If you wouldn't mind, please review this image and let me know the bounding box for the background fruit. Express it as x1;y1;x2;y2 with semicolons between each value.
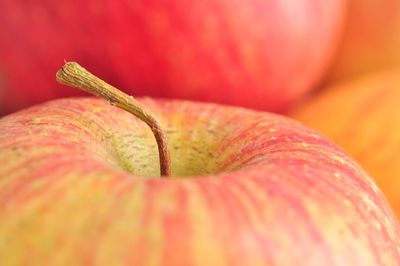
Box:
327;0;400;82
0;0;346;114
0;97;399;265
291;69;400;218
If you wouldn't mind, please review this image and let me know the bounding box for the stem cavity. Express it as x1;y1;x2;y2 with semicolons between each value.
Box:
56;62;171;177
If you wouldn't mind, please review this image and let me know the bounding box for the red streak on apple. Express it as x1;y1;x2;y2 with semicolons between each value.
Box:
0;0;346;114
0;98;399;265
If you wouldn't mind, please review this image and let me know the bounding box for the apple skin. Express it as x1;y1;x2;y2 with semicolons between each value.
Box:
292;69;400;219
0;97;399;265
327;0;400;82
0;0;346;114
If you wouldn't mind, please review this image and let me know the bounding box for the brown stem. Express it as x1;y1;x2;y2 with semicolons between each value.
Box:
56;62;171;177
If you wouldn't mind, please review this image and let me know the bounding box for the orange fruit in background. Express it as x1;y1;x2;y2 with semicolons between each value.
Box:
327;0;400;83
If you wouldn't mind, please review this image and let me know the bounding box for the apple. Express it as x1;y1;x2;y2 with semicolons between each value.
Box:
0;0;346;114
0;62;399;265
327;0;400;82
292;69;400;219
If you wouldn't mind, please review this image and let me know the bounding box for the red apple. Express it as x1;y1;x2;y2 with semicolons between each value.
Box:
327;0;400;82
0;63;399;265
0;0;346;114
291;69;400;218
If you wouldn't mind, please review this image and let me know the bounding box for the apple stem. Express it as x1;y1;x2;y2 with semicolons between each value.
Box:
56;62;171;177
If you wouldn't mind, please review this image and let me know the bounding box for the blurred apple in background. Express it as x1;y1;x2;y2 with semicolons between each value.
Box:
327;0;400;82
0;0;346;114
291;69;400;218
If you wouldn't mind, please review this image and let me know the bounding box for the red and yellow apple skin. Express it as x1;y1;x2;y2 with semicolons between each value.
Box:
327;0;400;82
0;0;345;114
291;69;400;218
0;97;399;265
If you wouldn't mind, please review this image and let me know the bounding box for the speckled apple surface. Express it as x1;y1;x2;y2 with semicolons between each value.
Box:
292;69;400;220
0;97;399;265
0;0;346;114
